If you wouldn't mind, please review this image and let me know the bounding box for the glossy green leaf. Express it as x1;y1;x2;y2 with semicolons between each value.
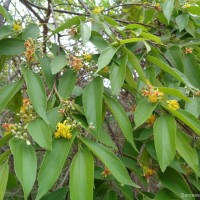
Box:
97;46;119;72
158;168;193;199
21;67;49;124
183;54;200;88
0;55;8;72
81;137;139;188
185;97;200;118
104;190;117;200
158;87;190;102
175;14;189;32
0;79;23;114
9;138;37;200
0;5;13;25
0;134;13;148
134;98;158;128
41;188;68;200
58;69;77;98
110;55;127;94
83;77;103;135
0;150;11;164
176;130;200;175
22;23;40;40
0;25;12;40
104;94;137;150
155;189;180;200
124;48;146;82
186;6;200;16
163;0;174;23
166;108;200;136
119;38;145;44
80;21;91;46
154;115;176;172
141;32;161;43
51;55;67;74
125;66;137;90
27;118;52;150
0;38;25;55
70;149;94;200
0;161;9;200
36;132;77;200
185;19;195;37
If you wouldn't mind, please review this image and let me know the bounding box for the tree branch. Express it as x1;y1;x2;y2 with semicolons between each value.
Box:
77;0;91;14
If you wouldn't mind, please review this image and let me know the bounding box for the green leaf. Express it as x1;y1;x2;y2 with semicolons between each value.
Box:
183;54;200;88
158;87;190;102
80;21;91;46
166;108;200;136
186;6;200;16
81;137;139;188
21;67;49;124
158;168;193;199
0;55;8;72
185;97;200;118
141;32;161;43
52;16;83;35
155;189;180;200
163;0;174;23
0;150;11;164
0;79;23;114
83;77;103;135
110;55;127;94
41;188;68;200
58;69;77;98
22;23;40;40
27;118;52;150
147;55;196;90
104;94;137;150
51;55;67;74
119;38;145;44
175;14;189;32
97;46;120;72
70;149;94;200
185;19;195;37
9;138;37;200
124;48;146;82
176;130;200;176
36;132;77;200
0;25;12;40
0;161;9;200
153;115;176;172
0;5;13;25
0;38;25;55
0;134;13;148
134;98;158;128
104;190;117;200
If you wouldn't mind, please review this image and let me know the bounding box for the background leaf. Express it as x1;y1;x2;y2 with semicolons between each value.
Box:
163;0;174;23
51;55;67;74
22;23;40;39
0;161;9;200
80;21;91;46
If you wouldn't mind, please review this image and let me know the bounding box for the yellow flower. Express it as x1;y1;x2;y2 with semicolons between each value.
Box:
101;167;111;178
182;4;191;9
146;114;156;126
143;166;155;178
184;47;193;54
54;121;72;139
13;23;22;32
84;54;92;62
101;66;109;73
154;3;161;11
166;100;180;110
93;7;104;14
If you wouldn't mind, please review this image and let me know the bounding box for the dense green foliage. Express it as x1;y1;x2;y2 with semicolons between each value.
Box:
1;0;200;199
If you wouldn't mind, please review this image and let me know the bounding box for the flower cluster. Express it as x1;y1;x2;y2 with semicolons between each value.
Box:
84;54;92;62
24;39;35;62
2;123;16;136
166;100;180;110
182;4;191;9
101;167;111;178
93;7;104;14
146;114;156;126
154;3;161;11
13;22;22;32
54;120;72;139
184;47;193;54
70;56;83;70
142;85;164;103
18;98;35;123
143;166;155;179
68;27;77;36
59;99;75;115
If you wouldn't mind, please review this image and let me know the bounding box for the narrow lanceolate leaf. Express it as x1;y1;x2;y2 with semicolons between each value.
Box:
83;77;103;135
9;138;37;200
97;45;120;72
70;149;94;200
124;48;146;82
158;168;193;199
153;115;176;172
176;130;200;176
80;21;91;46
51;55;67;74
110;55;127;94
0;38;25;55
0;79;23;114
134;98;158;128
166;108;200;136
27;118;52;150
163;0;174;23
0;161;9;200
104;94;137;151
158;87;190;102
36;132;77;200
21;66;49;124
81;137;139;188
58;69;77;98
